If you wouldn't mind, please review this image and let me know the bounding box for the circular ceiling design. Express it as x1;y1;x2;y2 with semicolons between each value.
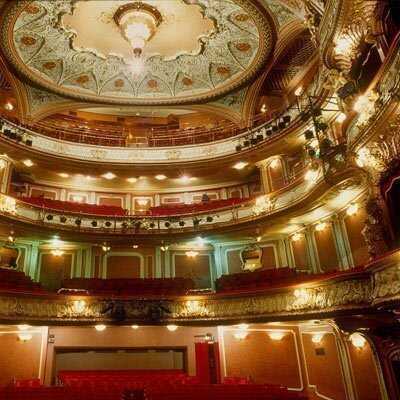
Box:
1;0;276;105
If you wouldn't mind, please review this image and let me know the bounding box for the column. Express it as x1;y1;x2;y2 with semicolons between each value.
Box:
305;226;320;273
0;155;13;194
256;160;270;194
331;214;353;270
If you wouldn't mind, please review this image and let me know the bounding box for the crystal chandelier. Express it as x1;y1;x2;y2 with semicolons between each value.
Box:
114;2;162;57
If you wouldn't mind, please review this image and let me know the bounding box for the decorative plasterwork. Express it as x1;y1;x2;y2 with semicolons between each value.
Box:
1;0;277;106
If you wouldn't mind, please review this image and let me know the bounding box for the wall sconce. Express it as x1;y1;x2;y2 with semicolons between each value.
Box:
166;325;178;332
131;325;139;330
73;300;86;314
311;333;324;344
185;250;199;258
95;324;107;332
18;332;33;342
346;203;358;216
350;333;366;348
4;102;14;111
102;244;111;252
268;331;285;341
315;221;327;232
17;324;31;331
291;232;302;242
51;249;64;257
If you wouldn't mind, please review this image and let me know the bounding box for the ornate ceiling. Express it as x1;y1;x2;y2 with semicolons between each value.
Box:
1;0;276;106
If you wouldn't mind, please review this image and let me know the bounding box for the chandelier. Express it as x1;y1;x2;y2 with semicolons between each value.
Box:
114;2;162;57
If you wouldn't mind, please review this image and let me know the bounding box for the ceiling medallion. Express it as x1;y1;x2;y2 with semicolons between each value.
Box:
1;0;277;105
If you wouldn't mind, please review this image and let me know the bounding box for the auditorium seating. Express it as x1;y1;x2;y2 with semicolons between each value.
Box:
149;198;246;216
21;197;127;216
59;277;195;296
0;268;45;295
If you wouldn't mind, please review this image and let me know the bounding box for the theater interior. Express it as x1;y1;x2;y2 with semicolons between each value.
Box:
0;0;399;399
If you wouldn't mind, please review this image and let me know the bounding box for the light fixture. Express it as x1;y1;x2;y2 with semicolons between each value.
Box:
237;323;249;330
138;176;147;180
155;174;167;181
18;333;33;342
311;333;324;344
114;2;162;57
350;333;366;348
131;325;139;330
137;199;148;206
51;249;64;257
132;244;139;249
0;159;6;170
260;104;267;113
233;161;248;170
256;236;262;242
294;86;303;96
315;221;327;232
336;112;347;123
23;159;34;167
180;175;191;183
305;168;319;182
102;245;111;252
17;324;31;331
346;203;359;216
7;234;15;244
102;172;116;180
4;102;14;111
268;331;285;341
58;173;69;178
185;250;199;258
85;175;95;181
95;324;107;332
160;244;169;252
353;95;370;113
166;325;178;332
291;232;302;242
73;300;86;314
127;177;137;183
269;158;280;169
233;330;248;340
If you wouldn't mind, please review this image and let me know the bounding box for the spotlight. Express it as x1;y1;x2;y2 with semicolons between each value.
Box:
278;121;286;130
304;129;314;140
121;222;128;229
46;214;53;221
179;221;185;227
75;218;82;226
149;222;156;228
243;140;250;147
256;134;263;142
265;128;273;136
283;115;291;124
235;145;242;152
206;216;213;223
60;216;67;223
250;138;257;145
104;221;112;228
91;221;98;227
165;221;171;228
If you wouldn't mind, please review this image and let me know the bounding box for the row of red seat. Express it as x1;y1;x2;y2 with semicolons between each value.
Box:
0;268;45;295
59;278;195;296
0;385;307;400
21;197;127;216
149;198;246;216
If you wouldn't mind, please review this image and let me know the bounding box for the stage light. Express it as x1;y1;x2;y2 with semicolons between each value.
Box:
60;216;67;223
206;216;213;223
165;221;171;228
46;214;54;221
91;221;98;227
179;220;185;227
104;221;112;228
75;218;82;226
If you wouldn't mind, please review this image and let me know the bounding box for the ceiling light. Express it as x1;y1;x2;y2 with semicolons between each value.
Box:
23;159;34;167
131;325;139;330
233;161;248;170
51;249;64;257
311;333;324;344
58;173;69;178
346;203;359;216
315;221;327;232
294;86;303;96
268;331;285;341
350;333;366;348
102;172;116;180
155;174;167;181
166;325;178;332
17;324;31;331
95;324;107;332
4;102;14;111
185;250;199;258
336;112;347;123
127;177;137;183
